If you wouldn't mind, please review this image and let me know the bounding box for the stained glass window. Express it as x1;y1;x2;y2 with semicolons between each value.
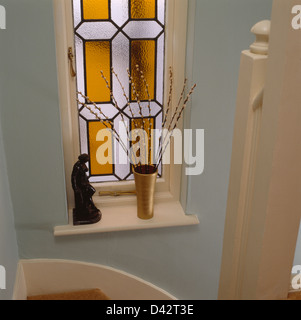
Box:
73;0;165;183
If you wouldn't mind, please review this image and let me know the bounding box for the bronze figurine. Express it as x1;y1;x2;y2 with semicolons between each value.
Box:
71;154;102;225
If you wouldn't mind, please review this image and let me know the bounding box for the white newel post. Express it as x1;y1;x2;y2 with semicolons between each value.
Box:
218;20;270;300
245;0;301;300
219;0;301;300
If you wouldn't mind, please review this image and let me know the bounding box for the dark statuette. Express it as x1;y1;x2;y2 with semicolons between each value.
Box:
71;154;102;225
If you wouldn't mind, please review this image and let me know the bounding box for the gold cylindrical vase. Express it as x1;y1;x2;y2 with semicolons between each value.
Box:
134;166;158;220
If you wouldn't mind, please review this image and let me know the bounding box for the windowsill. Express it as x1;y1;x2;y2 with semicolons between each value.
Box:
54;195;199;237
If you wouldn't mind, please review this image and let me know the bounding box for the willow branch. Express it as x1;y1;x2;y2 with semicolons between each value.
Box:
155;84;197;168
127;67;148;166
100;71;139;167
76;92;138;167
135;64;153;170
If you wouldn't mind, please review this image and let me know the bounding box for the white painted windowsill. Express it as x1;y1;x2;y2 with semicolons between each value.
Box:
54;194;199;237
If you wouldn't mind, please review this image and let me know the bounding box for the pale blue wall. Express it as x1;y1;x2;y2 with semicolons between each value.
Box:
0;120;19;300
294;229;301;266
0;0;273;299
0;42;19;299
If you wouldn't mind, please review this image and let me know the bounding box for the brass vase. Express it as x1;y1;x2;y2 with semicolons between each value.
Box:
134;165;158;220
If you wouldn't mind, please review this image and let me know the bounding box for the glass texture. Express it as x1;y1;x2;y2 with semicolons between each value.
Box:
73;0;82;28
131;0;156;19
77;22;117;40
83;0;109;20
156;34;164;104
89;175;119;183
112;33;130;108
79;117;88;154
131;40;156;101
113;115;131;180
123;21;163;39
85;41;111;103
111;0;129;27
80;103;119;120
123;101;161;119
88;121;113;176
157;0;165;24
155;114;162;175
75;36;85;103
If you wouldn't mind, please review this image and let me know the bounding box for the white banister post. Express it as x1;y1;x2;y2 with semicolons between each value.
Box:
218;21;270;300
243;0;301;300
220;0;301;300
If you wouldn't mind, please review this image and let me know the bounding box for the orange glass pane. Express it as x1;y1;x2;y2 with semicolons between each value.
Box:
88;121;113;176
85;41;111;103
131;0;156;19
83;0;109;20
131;40;155;101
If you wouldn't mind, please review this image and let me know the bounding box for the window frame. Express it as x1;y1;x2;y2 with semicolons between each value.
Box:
53;0;189;215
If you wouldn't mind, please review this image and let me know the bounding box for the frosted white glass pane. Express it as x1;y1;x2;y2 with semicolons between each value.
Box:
113;115;131;180
157;0;165;24
80;103;119;120
155;113;163;175
89;176;119;183
112;33;130;109
77;22;117;40
123;102;161;119
127;174;134;181
156;34;164;104
123;21;163;39
73;0;82;28
79;117;88;155
114;161;131;180
155;114;163;138
75;36;85;102
111;0;129;27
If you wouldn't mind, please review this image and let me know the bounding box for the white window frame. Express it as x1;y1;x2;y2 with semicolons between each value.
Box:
53;0;189;215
